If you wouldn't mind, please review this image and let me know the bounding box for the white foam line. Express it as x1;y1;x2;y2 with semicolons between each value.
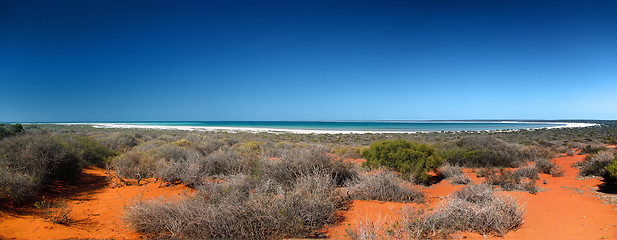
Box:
53;121;600;134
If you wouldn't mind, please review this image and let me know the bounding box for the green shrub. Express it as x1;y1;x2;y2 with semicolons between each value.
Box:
362;139;442;183
0;123;24;139
63;136;118;166
602;155;617;190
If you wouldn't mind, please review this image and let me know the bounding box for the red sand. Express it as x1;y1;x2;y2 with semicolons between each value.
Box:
326;152;617;240
0;167;191;239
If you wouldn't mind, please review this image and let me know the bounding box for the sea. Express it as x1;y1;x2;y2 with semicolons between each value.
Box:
80;121;575;133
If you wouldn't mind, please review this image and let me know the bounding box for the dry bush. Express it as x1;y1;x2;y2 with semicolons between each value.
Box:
348;170;423;203
478;169;538;194
521;145;556;161
0;134;81;201
534;158;565;177
98;132;139;152
35;198;72;225
150;144;201;183
345;213;385;240
438;164;471;185
578;151;615;177
262;146;358;188
124;173;342;239
332;145;366;159
566;148;576;156
391;184;524;239
200;150;249;176
513;165;539;180
580;144;607;154
0;170;37;201
443;136;527;168
451;184;494;203
194;139;226;156
110;152;155;185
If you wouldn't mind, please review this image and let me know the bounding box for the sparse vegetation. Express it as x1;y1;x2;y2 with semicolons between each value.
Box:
35;197;72;225
513;165;539;180
0;134;81;201
2;121;617;239
477;168;538;194
389;184;524;239
441;136;527;168
580;144;607;155
125;173;343;239
534;158;565;177
577;151;615;177
348;169;423;202
438;164;471;184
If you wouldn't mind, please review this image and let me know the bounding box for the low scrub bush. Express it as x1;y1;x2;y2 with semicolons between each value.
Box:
62;136;118;166
534;158;565;177
0;134;81;201
348;170;423;202
362;139;442;184
580;144;606;155
603;155;617;191
392;184;524;239
442;136;526;168
35;197;72;225
124;173;343;239
263;146;358;188
0;123;24;139
577;151;614;177
200;150;249;176
98;132;139;152
345;213;385;240
521;145;556;161
478;169;538;194
332;145;366;159
438;164;471;185
194;139;226;156
513;165;539;180
110;152;155;185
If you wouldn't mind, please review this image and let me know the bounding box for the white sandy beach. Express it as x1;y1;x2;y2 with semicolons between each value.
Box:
55;122;600;134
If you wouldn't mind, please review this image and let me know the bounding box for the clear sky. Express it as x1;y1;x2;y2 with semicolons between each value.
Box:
1;0;616;122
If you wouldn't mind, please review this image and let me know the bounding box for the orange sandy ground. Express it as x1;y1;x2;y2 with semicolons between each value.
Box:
326;153;617;240
0;168;192;239
2;153;617;239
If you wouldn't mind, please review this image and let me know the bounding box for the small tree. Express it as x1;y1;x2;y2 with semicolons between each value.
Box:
603;155;617;191
362;139;443;183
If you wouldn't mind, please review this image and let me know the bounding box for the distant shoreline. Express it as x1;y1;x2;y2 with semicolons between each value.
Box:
48;121;599;134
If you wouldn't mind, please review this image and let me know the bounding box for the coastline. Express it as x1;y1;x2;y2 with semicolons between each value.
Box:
53;121;600;134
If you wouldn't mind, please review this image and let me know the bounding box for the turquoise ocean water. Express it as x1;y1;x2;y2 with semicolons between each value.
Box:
104;121;567;132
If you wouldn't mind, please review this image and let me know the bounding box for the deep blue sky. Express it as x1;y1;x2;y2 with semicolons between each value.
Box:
1;0;616;122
